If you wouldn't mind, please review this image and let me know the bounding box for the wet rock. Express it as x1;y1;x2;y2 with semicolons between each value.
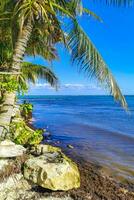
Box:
54;141;60;144
0;140;26;158
24;145;80;191
43;131;51;139
67;145;74;149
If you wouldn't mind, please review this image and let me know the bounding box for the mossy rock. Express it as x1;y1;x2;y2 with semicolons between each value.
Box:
24;145;80;191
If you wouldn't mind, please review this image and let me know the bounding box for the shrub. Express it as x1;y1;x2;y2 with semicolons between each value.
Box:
10;121;43;146
20;101;33;120
15;129;43;146
0;75;28;96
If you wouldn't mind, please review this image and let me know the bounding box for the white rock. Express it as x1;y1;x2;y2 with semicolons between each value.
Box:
0;173;32;200
0;174;24;192
0;173;73;200
0;140;26;158
0;159;9;171
12;105;21;117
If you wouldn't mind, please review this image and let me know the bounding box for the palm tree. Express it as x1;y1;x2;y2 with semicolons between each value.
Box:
8;0;132;107
0;0;133;136
0;3;59;136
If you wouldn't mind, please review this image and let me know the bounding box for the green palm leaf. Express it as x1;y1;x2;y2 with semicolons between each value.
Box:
21;62;58;88
67;20;127;109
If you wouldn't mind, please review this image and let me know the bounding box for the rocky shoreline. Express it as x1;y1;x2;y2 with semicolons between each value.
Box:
37;142;134;200
0;140;134;200
0;141;80;200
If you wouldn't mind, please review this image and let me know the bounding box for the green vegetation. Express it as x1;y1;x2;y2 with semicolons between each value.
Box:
20;101;33;120
0;75;28;98
10;120;43;146
15;129;43;146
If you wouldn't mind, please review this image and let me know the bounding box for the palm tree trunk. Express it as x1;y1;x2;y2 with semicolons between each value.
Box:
0;19;33;138
0;93;16;138
12;18;33;72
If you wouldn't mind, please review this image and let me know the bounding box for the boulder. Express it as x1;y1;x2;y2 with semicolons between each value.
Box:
24;145;80;191
0;140;26;158
67;145;74;149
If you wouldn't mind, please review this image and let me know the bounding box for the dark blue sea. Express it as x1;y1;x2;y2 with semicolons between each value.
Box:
20;95;134;183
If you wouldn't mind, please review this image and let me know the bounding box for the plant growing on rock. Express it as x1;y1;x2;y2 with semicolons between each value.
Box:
20;102;33;120
10;121;43;146
15;129;43;146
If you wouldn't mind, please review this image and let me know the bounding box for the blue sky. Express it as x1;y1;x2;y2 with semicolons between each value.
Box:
26;1;134;95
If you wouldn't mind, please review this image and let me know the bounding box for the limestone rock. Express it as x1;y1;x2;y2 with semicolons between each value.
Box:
0;173;74;200
67;145;74;149
24;145;80;191
0;173;32;200
12;105;21;118
0;140;26;158
0;159;9;171
0;175;73;200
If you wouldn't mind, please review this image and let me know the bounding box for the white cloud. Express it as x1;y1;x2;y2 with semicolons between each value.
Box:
30;83;101;91
60;83;101;91
28;82;105;95
63;84;85;89
32;83;54;90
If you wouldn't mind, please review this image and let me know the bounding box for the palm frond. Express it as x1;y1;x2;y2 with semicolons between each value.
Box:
26;18;63;60
21;62;58;88
83;8;102;22
67;21;127;109
66;1;102;21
